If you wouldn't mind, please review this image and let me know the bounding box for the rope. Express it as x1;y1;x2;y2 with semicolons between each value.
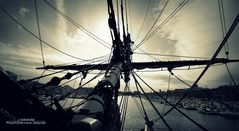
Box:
218;0;229;58
118;85;127;111
131;71;173;131
59;70;105;111
33;69;46;91
19;70;67;84
135;47;159;60
162;72;171;114
116;0;120;32
138;0;189;49
134;77;150;122
59;73;82;86
170;71;191;87
225;64;237;87
134;0;169;49
134;0;188;51
131;95;145;118
40;60;109;108
111;88;126;131
120;84;129;131
128;0;133;38
59;70;105;100
121;0;126;37
135;0;152;42
134;52;211;59
34;0;45;66
53;54;110;67
124;0;129;33
41;59;109;89
67;74;79;108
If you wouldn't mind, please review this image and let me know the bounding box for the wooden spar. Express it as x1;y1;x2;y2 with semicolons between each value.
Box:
36;58;239;71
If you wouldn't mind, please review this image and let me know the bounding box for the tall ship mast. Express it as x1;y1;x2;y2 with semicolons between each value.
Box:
0;0;239;131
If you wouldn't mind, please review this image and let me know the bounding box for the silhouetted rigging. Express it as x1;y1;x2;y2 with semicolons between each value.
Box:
0;0;239;131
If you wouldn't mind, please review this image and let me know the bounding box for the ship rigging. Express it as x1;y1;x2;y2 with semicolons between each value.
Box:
0;0;239;131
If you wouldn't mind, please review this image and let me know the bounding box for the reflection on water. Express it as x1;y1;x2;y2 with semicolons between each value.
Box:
124;97;239;131
59;97;239;131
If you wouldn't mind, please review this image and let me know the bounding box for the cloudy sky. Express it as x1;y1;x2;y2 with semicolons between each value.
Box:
0;0;238;91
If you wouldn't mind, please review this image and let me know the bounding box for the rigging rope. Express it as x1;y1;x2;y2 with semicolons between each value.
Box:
225;64;237;86
134;0;188;51
162;72;171;114
138;0;189;49
131;71;173;131
118;84;127;110
130;94;145;119
20;55;109;85
59;70;105;100
134;52;211;59
33;69;46;92
117;85;128;131
134;78;150;123
121;0;126;37
34;0;45;66
62;74;79;108
116;0;120;32
67;74;80;108
217;0;237;87
111;85;126;131
120;84;129;131
135;47;159;60
135;0;152;42
124;0;129;34
128;0;133;38
53;54;110;67
170;71;191;87
218;0;229;58
135;0;166;44
59;73;82;86
134;0;168;49
19;70;67;84
46;69;105;111
58;59;109;87
38;59;109;105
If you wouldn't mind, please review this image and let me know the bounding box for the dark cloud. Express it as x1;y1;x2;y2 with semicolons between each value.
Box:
0;0;58;45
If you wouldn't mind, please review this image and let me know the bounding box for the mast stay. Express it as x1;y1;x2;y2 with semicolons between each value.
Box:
0;0;239;131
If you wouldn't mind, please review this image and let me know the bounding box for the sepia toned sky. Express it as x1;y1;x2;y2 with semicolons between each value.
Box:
0;0;238;91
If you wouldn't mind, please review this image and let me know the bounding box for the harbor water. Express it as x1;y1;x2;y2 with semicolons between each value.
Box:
124;97;239;131
59;97;239;131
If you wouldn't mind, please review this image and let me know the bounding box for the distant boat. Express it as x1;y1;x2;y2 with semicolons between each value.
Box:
220;111;239;119
183;103;197;110
197;107;221;115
